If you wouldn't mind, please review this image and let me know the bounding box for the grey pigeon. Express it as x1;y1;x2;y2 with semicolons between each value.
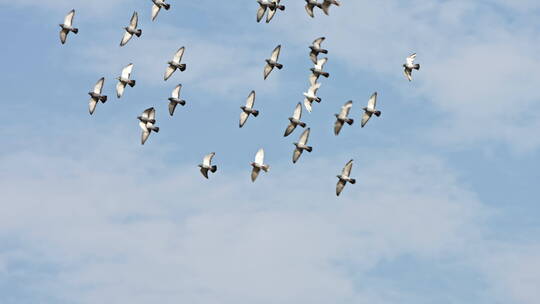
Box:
120;12;142;47
168;84;186;116
138;107;159;145
334;100;354;135
264;45;283;80
336;159;355;196
265;0;285;23
239;90;259;128
251;148;270;182
88;77;107;115
403;53;420;81
164;47;186;81
284;103;306;137
321;0;341;15
59;9;78;44
303;82;322;112
309;37;328;64
116;63;136;98
199;152;218;179
309;57;329;85
151;0;171;21
292;128;313;163
361;92;381;128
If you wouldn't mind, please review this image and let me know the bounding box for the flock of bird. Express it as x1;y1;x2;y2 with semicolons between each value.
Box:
59;0;421;196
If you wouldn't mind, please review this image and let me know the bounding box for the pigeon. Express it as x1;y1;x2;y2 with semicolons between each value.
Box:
334;100;354;135
199;152;217;179
403;53;420;81
138;107;160;145
264;45;283;80
240;90;259;128
88;77;107;115
361;92;381;128
164;47;186;81
116;63;136;98
251;148;270;182
120;12;142;47
336;159;355;196
284;103;306;137
309;57;329;85
168;84;186;116
309;37;328;64
59;9;78;44
304;0;322;18
151;0;171;21
321;0;341;15
293;128;313;163
303;82;322;112
265;0;285;23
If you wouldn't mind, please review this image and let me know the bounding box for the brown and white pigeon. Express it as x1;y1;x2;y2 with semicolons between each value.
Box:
264;45;283;80
120;12;142;47
336;159;355;196
292;128;313;163
240;91;259;128
284;103;307;137
199;152;218;179
361;92;381;128
251;148;270;182
59;9;78;44
334;100;354;135
88;77;107;115
309;37;328;64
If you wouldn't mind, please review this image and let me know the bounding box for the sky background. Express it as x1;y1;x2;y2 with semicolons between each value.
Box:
0;0;539;303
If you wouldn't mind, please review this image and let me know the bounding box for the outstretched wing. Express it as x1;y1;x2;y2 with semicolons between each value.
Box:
406;53;417;66
263;64;273;80
148;107;156;121
245;90;256;108
334;120;344;135
404;68;412;81
367;92;377;110
251;167;260;182
173;47;185;63
293;102;302;120
93;77;105;94
341;159;353;177
322;0;340;15
315;57;328;69
312;37;325;49
255;148;265;165
292;148;303;163
121;63;133;79
284;123;296;137
59;29;68;44
141;129;150;145
298;128;310;145
116;82;126;98
168;101;177;116
151;4;161;21
164;65;176;81
270;45;281;61
120;31;133;46
89;99;98;115
336;180;346;196
203;152;215;167
64;9;75;27
303;98;313;113
256;6;267;22
361;112;372;128
130;11;138;28
305;4;315;18
172;84;182;98
239;112;249;128
266;7;277;23
340;100;353;117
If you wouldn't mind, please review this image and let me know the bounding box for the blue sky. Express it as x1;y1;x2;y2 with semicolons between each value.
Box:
0;0;539;303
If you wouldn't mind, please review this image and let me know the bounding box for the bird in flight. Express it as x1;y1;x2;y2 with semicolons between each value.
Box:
59;9;78;44
120;12;142;47
361;92;381;128
88;77;107;115
336;159;355;196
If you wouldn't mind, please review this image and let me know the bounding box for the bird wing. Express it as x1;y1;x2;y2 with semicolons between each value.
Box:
367;92;377;110
309;51;318;65
255;148;265;165
173;47;185;63
361;112;372;127
336;180;346;196
313;37;325;49
270;45;281;61
200;168;209;179
130;11;138;28
404;68;412;81
148;107;156;121
239;112;249;128
93;77;105;94
322;0;340;15
266;7;277;23
203;152;215;167
64;9;75;27
168;101;177;116
406;53;417;65
334;120;344;135
303;98;313;113
89;99;98;115
309;73;319;86
293;102;302;120
251;167;260;182
151;4;161;21
263;64;273;80
305;4;315;18
121;63;133;79
246;90;256;108
164;65;176;81
299;128;310;145
59;29;68;44
315;57;328;69
120;31;133;46
256;6;267;22
141;129;150;145
140;108;151;121
308;82;321;95
172;84;182;98
292;148;302;163
341;159;354;177
340;100;353;117
116;82;126;98
284;123;296;137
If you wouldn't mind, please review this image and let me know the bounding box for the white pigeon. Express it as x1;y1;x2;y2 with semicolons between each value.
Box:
164;47;186;81
120;12;142;47
138;107;160;145
168;84;186;116
293;128;313;164
116;63;136;98
59;9;78;44
88;77;107;115
265;0;285;23
304;0;322;18
251;148;270;182
151;0;171;21
303;82;322;112
334;100;354;135
361;92;381;128
240;90;259;128
309;37;328;64
264;45;283;80
309;57;329;85
336;159;355;197
199;152;218;179
284;103;306;137
321;0;341;15
403;53;420;81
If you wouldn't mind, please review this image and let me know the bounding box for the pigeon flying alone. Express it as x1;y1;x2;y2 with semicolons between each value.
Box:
303;82;322;112
138;107;159;145
403;53;420;81
251;148;270;182
151;0;171;21
59;9;78;44
309;37;328;64
336;159;356;196
199;152;218;179
284;103;306;137
361;92;381;128
239;90;259;128
334;100;354;135
309;57;329;85
88;77;107;115
264;45;283;80
293;128;313;163
168;84;186;116
164;47;186;81
116;63;136;98
120;12;142;47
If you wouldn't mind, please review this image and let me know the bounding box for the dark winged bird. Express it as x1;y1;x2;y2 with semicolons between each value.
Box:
321;0;341;15
199;152;218;179
334;100;354;135
138;107;160;145
309;37;328;64
151;0;171;21
256;0;285;23
284;103;306;137
403;53;420;81
88;77;107;115
309;57;329;85
336;159;355;196
240;90;259;128
293;128;313;163
361;92;381;128
168;84;186;116
264;45;283;80
120;12;142;47
304;0;321;18
251;148;270;182
116;63;136;98
165;47;186;81
59;9;78;44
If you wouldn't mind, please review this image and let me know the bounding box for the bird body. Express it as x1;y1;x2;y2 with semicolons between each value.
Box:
116;63;136;98
303;82;322;112
264;45;283;80
121;12;142;47
284;103;306;137
88;77;107;115
293;128;313;163
138;107;159;145
240;91;259;128
168;84;186;116
151;0;171;21
336;159;355;196
165;47;186;81
251;148;270;182
334;100;354;135
361;92;381;127
403;53;420;81
199;152;218;179
59;9;78;44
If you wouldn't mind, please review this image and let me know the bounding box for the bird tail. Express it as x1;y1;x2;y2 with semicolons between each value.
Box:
276;63;283;69
279;5;285;10
211;165;217;173
349;178;356;184
252;110;260;117
153;127;160;133
128;80;136;87
305;146;313;153
414;64;420;70
374;111;381;117
299;122;307;128
322;72;330;78
99;95;108;103
179;64;186;72
316;97;322;103
179;100;186;106
163;3;171;10
321;49;328;54
262;165;270;172
72;28;79;34
346;118;354;125
135;29;142;37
